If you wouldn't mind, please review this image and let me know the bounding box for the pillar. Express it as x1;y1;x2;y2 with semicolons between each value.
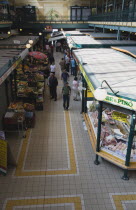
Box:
122;112;136;180
117;28;121;40
94;101;103;165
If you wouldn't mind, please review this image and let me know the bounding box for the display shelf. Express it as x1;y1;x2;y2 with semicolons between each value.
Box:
88;112;97;138
84;113;136;170
83;113;96;151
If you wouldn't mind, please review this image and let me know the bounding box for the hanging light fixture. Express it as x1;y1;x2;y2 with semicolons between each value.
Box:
20;29;23;31
29;39;33;45
7;31;11;35
39;32;42;36
93;87;107;101
26;43;31;49
94;80;119;101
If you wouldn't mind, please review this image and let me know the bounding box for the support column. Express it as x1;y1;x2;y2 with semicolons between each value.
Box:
94;25;96;32
113;0;116;12
14;70;17;100
96;0;98;15
122;112;136;180
105;0;108;13
94;101;103;165
9;74;14;101
122;0;125;11
84;80;87;113
5;79;9;106
102;0;104;15
81;75;85;113
117;28;121;40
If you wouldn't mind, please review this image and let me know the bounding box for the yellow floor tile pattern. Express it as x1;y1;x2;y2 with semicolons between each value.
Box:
5;196;82;210
112;194;136;210
14;111;77;176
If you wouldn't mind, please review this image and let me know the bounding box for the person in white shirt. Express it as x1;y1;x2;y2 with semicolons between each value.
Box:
50;62;56;74
72;77;79;101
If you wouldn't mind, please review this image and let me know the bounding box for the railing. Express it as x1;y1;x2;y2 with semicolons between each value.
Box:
0;13;12;22
88;9;136;22
31;16;89;23
0;56;18;78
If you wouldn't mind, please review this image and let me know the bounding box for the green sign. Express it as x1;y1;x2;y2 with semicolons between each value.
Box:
105;95;135;110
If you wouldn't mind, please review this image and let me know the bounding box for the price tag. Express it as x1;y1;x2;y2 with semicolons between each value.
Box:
112;111;128;123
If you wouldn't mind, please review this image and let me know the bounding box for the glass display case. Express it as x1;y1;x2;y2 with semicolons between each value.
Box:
87;100;136;161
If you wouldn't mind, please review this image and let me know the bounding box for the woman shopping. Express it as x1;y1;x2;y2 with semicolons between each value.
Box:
72;77;79;101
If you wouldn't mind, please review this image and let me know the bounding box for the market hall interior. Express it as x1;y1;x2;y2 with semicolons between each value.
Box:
0;49;136;210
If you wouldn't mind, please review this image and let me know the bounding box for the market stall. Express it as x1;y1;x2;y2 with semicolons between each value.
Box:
67;36;136;49
73;48;136;180
4;102;35;132
0;35;39;49
64;30;85;36
84;32;117;40
111;46;136;58
14;61;45;111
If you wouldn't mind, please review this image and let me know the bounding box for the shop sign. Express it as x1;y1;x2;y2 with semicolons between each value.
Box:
112;111;128;123
87;88;93;98
0;139;7;175
104;95;136;110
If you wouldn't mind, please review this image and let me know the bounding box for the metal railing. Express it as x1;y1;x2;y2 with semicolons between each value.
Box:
88;9;136;22
33;16;89;23
0;13;12;21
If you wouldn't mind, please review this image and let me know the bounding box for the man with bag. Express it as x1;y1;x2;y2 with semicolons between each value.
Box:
48;73;58;101
62;82;71;110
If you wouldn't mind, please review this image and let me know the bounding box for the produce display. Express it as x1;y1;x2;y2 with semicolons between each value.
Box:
88;101;136;160
4;102;35;128
15;64;45;110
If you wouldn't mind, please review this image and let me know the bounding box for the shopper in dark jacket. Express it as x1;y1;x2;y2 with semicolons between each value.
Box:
61;70;69;84
62;82;71;110
59;58;65;71
48;73;58;101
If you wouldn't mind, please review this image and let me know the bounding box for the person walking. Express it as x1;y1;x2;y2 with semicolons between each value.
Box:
61;70;69;85
72;77;79;101
70;57;77;76
59;58;65;71
48;73;58;101
62;82;71;110
65;54;70;72
50;62;56;74
56;41;61;52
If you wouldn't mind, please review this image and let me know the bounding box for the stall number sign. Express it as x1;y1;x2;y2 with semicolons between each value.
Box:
112;111;128;123
0;139;7;175
87;88;93;98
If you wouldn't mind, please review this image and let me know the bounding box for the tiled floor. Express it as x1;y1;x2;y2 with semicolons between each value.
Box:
1;50;136;210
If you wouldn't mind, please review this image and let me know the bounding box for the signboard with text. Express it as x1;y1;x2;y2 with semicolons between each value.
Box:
0;139;7;175
112;111;128;123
